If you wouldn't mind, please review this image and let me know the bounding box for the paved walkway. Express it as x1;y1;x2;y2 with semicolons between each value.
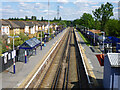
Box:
76;31;104;88
1;29;67;89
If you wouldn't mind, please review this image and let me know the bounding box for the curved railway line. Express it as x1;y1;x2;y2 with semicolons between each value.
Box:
21;27;90;89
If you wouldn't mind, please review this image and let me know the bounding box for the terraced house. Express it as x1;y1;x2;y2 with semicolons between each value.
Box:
1;20;59;43
0;20;10;36
4;20;20;36
12;20;30;35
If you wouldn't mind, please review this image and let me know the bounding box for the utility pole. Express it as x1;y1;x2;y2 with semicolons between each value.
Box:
8;32;19;74
48;0;50;36
57;5;59;20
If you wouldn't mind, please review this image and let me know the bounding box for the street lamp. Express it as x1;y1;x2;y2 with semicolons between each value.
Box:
92;29;95;46
8;35;19;74
48;0;50;38
40;30;44;50
101;31;105;53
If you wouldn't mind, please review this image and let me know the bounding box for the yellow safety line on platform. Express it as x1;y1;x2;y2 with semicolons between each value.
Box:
74;29;99;87
18;28;69;88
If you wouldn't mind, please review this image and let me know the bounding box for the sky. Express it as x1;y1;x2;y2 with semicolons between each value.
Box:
0;0;119;20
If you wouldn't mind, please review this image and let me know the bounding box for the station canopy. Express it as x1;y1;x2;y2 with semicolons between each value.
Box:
98;36;113;44
19;37;40;49
108;36;120;43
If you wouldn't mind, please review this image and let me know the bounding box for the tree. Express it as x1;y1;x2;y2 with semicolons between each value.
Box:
80;13;95;29
25;16;28;21
73;19;81;26
54;17;57;21
92;2;114;31
2;34;8;45
105;19;120;37
31;16;37;20
20;18;24;20
58;21;67;28
19;33;29;42
59;16;62;20
41;17;44;21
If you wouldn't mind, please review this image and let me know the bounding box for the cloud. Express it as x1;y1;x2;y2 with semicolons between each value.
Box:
112;1;119;4
73;0;88;4
91;5;100;9
19;2;47;11
88;2;99;5
1;0;38;2
84;3;89;6
42;9;56;16
57;0;68;4
1;1;119;20
3;5;11;8
59;6;63;9
1;0;60;2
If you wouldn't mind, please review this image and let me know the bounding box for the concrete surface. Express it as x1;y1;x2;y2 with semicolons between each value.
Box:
76;31;104;88
1;29;67;89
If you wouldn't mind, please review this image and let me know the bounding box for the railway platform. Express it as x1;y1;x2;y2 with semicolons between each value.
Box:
1;28;68;89
75;29;104;88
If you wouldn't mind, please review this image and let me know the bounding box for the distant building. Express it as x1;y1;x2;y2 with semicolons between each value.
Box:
0;20;10;36
12;20;29;34
4;20;20;35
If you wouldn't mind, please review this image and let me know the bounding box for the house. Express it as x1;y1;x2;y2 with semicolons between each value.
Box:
43;22;49;33
104;53;120;89
12;20;29;35
37;22;43;30
52;23;58;34
33;21;43;38
0;20;10;36
55;24;58;30
3;20;20;35
25;21;36;38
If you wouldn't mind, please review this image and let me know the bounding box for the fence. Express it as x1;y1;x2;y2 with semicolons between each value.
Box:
1;50;17;72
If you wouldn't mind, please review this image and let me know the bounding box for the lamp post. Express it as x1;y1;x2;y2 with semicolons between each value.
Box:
101;31;105;53
8;35;19;74
48;0;50;38
93;29;95;46
40;30;44;50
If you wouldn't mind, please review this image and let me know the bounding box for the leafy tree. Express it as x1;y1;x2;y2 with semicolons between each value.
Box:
9;37;23;47
80;13;95;29
20;18;24;20
92;2;114;31
2;43;7;53
19;33;29;42
94;20;101;30
73;19;81;26
31;16;37;20
59;16;62;20
25;16;28;21
41;17;44;21
54;17;57;21
58;21;67;28
73;13;95;29
105;19;120;37
2;34;8;45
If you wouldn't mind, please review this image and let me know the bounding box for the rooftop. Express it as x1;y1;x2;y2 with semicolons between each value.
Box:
107;53;120;67
3;20;20;29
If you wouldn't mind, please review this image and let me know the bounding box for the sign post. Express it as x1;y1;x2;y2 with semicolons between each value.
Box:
8;35;19;74
25;50;27;63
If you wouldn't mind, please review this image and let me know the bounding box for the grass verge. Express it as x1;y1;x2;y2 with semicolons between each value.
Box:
77;30;91;46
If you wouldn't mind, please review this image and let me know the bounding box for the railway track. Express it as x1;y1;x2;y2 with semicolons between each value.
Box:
24;27;90;89
38;28;70;89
